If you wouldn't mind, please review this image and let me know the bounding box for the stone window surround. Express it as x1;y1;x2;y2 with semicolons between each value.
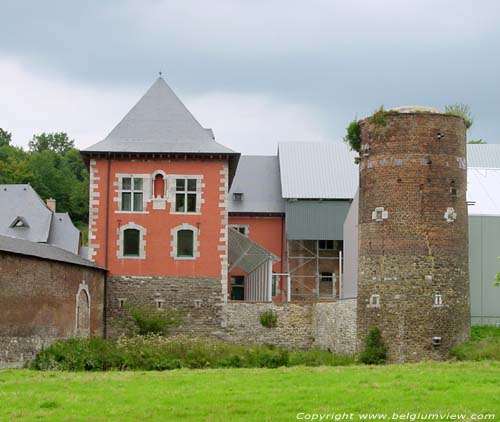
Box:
114;173;151;215
433;292;443;307
229;224;249;237
75;281;91;333
169;174;204;215
171;223;200;260
151;170;168;199
368;294;380;308
117;222;147;259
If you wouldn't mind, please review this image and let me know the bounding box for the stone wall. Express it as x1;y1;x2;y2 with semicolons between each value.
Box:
314;299;357;355
219;302;315;349
106;275;224;338
0;251;105;365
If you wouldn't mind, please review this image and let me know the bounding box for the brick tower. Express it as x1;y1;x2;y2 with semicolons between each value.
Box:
356;107;470;362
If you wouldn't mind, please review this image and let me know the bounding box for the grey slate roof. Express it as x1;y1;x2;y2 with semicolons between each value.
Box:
278;142;359;199
228;156;285;214
0;184;52;243
83;78;236;155
467;144;500;168
0;234;102;270
47;213;81;255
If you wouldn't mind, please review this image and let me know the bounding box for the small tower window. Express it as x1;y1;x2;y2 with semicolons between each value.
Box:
369;294;380;307
233;192;244;201
123;228;140;256
434;293;443;307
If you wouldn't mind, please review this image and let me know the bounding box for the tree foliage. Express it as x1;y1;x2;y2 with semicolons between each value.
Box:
0;129;89;225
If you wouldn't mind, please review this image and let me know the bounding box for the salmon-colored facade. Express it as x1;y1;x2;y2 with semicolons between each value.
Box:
89;158;228;278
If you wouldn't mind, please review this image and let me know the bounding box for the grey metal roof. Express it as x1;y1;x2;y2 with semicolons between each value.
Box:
467;144;500;168
228;227;279;273
0;184;52;243
285;200;351;240
83;77;236;155
0;234;103;270
228;156;285;214
47;213;81;254
278;142;359;199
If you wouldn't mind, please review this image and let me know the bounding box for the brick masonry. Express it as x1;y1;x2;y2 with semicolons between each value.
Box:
0;251;105;366
356;111;471;362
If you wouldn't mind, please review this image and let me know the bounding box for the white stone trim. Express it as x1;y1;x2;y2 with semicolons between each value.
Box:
167;174;204;214
171;224;200;260
114;173;152;213
219;163;229;303
151;169;168;199
75;281;91;335
117;222;147;259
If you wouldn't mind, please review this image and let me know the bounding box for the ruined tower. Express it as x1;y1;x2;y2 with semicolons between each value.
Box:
356;107;470;362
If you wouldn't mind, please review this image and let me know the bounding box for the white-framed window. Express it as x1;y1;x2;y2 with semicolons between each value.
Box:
229;224;249;236
175;178;197;213
121;177;144;212
434;293;443;306
171;224;199;260
117;223;146;259
369;294;380;307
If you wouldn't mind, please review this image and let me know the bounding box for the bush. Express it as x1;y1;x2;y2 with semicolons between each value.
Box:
128;306;182;336
445;103;473;129
344;120;361;153
451;326;500;361
359;327;387;365
30;336;354;371
259;310;278;328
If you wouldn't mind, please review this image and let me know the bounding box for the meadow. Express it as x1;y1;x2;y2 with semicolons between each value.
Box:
1;362;499;421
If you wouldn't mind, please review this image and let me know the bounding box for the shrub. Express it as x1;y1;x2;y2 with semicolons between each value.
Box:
359;327;387;365
128;306;182;336
344;120;361;153
445;103;473;129
368;105;389;128
30;336;354;371
259;310;278;328
451;326;500;361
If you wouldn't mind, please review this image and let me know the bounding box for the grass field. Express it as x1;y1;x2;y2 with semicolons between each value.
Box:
0;362;499;421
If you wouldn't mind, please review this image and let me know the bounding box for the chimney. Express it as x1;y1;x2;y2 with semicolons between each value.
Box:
46;198;56;212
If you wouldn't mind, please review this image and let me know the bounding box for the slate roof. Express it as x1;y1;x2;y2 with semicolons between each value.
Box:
0;184;53;242
0;234;102;270
47;213;81;255
83;78;236;155
0;184;81;254
228;156;285;214
278;142;359;199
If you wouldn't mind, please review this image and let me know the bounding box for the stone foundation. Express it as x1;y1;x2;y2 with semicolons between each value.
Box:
0;336;62;368
106;275;224;338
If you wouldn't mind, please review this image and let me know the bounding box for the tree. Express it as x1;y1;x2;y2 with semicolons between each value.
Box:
468;139;486;144
0;128;12;147
28;132;75;153
495;259;500;287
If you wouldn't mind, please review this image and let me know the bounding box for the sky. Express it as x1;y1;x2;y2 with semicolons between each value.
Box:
1;0;499;155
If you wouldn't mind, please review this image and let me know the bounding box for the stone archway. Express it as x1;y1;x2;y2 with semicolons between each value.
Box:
76;282;90;337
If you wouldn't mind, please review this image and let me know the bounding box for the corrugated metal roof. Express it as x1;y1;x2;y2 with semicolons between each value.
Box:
83;77;236;155
278;142;359;199
228;227;279;273
467;144;500;168
228;156;285;214
0;184;52;243
285;200;351;240
0;234;103;270
467;167;500;216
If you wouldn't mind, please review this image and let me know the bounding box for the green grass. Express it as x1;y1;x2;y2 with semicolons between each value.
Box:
451;326;500;361
1;363;499;421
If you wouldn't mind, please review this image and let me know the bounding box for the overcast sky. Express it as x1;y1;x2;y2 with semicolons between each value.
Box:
1;0;499;154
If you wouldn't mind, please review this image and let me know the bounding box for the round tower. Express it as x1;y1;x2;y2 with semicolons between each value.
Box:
356;107;470;362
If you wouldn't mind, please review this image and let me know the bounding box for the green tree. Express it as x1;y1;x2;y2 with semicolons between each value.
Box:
28;132;75;153
0;128;12;147
468;139;486;144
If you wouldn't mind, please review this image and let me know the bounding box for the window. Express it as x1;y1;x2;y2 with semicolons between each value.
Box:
121;177;144;211
177;229;194;257
175;178;197;213
434;293;443;306
153;173;166;198
233;192;244;201
318;240;334;250
123;228;140;256
230;276;245;300
369;294;380;307
229;225;248;236
319;272;335;297
320;272;334;282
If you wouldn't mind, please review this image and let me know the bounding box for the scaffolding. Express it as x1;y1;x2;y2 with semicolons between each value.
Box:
286;239;343;302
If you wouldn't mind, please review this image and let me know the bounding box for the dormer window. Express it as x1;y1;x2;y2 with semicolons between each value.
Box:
233;192;244;201
10;216;29;228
